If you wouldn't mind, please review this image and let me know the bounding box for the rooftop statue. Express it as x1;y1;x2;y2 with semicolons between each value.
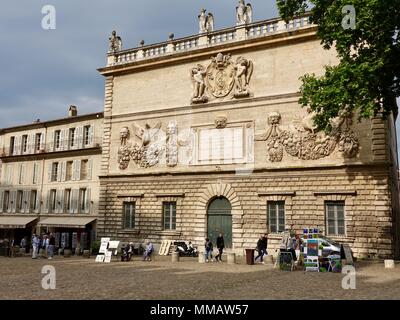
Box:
108;30;122;53
236;0;253;25
198;9;214;33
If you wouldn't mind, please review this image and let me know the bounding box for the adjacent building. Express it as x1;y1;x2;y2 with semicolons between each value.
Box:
97;5;399;259
0;106;103;252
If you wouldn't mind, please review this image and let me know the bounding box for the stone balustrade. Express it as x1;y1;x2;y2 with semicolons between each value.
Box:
107;14;313;67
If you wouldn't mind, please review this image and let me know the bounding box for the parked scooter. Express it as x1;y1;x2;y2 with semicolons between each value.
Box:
174;241;199;257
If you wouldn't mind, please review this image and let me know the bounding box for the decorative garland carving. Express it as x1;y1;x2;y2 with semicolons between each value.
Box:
255;109;360;162
117;123;164;170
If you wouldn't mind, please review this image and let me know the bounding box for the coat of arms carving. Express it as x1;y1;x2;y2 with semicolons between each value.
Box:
205;53;236;98
190;52;254;103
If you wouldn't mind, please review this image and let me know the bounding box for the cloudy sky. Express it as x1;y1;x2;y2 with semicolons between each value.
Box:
0;0;398;158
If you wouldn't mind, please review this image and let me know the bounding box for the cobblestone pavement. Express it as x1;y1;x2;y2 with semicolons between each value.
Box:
0;255;399;300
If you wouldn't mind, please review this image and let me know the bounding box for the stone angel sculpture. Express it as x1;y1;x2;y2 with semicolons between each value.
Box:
132;122;162;147
199;9;214;33
236;0;253;25
234;56;254;97
108;30;122;53
190;64;208;103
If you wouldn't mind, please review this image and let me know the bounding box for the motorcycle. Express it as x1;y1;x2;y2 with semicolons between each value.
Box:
174;241;199;257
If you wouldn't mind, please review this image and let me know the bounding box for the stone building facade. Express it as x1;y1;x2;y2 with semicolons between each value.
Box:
97;7;399;258
0;107;103;252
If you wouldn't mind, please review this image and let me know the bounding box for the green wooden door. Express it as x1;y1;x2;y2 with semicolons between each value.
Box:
207;197;232;248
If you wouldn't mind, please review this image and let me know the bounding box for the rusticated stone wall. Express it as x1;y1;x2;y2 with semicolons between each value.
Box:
98;165;395;259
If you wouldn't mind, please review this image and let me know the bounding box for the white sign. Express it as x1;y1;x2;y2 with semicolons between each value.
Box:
104;251;112;263
95;255;105;262
99;237;110;254
108;241;120;249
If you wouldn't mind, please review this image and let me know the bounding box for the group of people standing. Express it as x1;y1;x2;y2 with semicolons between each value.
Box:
31;233;56;259
204;233;225;262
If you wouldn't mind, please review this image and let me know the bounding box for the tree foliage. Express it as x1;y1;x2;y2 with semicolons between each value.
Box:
276;0;400;131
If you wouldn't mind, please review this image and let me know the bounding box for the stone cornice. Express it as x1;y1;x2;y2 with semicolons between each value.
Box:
98;162;391;180
0;112;104;134
117;193;145;198
107;92;301;122
0;146;102;163
313;191;357;197
154;193;185;198
258;191;296;197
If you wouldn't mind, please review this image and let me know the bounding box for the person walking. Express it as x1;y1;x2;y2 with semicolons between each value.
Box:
43;234;49;258
20;237;27;254
143;240;154;262
262;233;268;259
215;233;225;262
32;234;39;259
204;237;213;262
254;235;265;264
47;233;55;259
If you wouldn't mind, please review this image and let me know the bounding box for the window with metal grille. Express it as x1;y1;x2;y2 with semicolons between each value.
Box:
267;201;285;233
325;201;346;236
123;202;136;229
163;202;176;230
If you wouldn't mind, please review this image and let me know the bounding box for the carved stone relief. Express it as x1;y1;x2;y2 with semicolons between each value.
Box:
117;123;164;170
190;52;253;103
117;127;131;170
234;56;253;98
117;122;195;170
190;64;208;104
166;121;178;167
214;116;228;129
255;109;360;162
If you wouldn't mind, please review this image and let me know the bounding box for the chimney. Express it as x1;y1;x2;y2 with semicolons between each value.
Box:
69;105;78;117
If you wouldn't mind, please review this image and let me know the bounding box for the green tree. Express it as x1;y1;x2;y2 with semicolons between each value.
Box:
276;0;400;131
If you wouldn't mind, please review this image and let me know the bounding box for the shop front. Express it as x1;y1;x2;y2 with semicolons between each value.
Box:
0;216;38;256
37;217;96;255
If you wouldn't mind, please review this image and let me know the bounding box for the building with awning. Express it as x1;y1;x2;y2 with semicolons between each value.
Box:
38;217;96;229
0;106;103;252
0;216;38;229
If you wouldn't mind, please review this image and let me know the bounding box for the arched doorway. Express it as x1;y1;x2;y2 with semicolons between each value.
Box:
207;197;232;248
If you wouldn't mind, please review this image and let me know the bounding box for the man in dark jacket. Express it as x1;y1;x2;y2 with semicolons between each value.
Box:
215;233;225;262
254;235;265;264
262;233;268;255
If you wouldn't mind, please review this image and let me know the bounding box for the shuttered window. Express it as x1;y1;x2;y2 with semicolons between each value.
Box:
54;130;61;150
50;189;57;213
51;162;59;182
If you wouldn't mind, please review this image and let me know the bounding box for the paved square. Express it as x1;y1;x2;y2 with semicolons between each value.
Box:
0;256;399;300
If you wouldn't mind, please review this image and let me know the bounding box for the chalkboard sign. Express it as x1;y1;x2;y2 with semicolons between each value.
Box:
341;244;353;265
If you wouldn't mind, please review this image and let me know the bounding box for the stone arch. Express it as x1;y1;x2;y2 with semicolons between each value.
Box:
195;182;244;254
